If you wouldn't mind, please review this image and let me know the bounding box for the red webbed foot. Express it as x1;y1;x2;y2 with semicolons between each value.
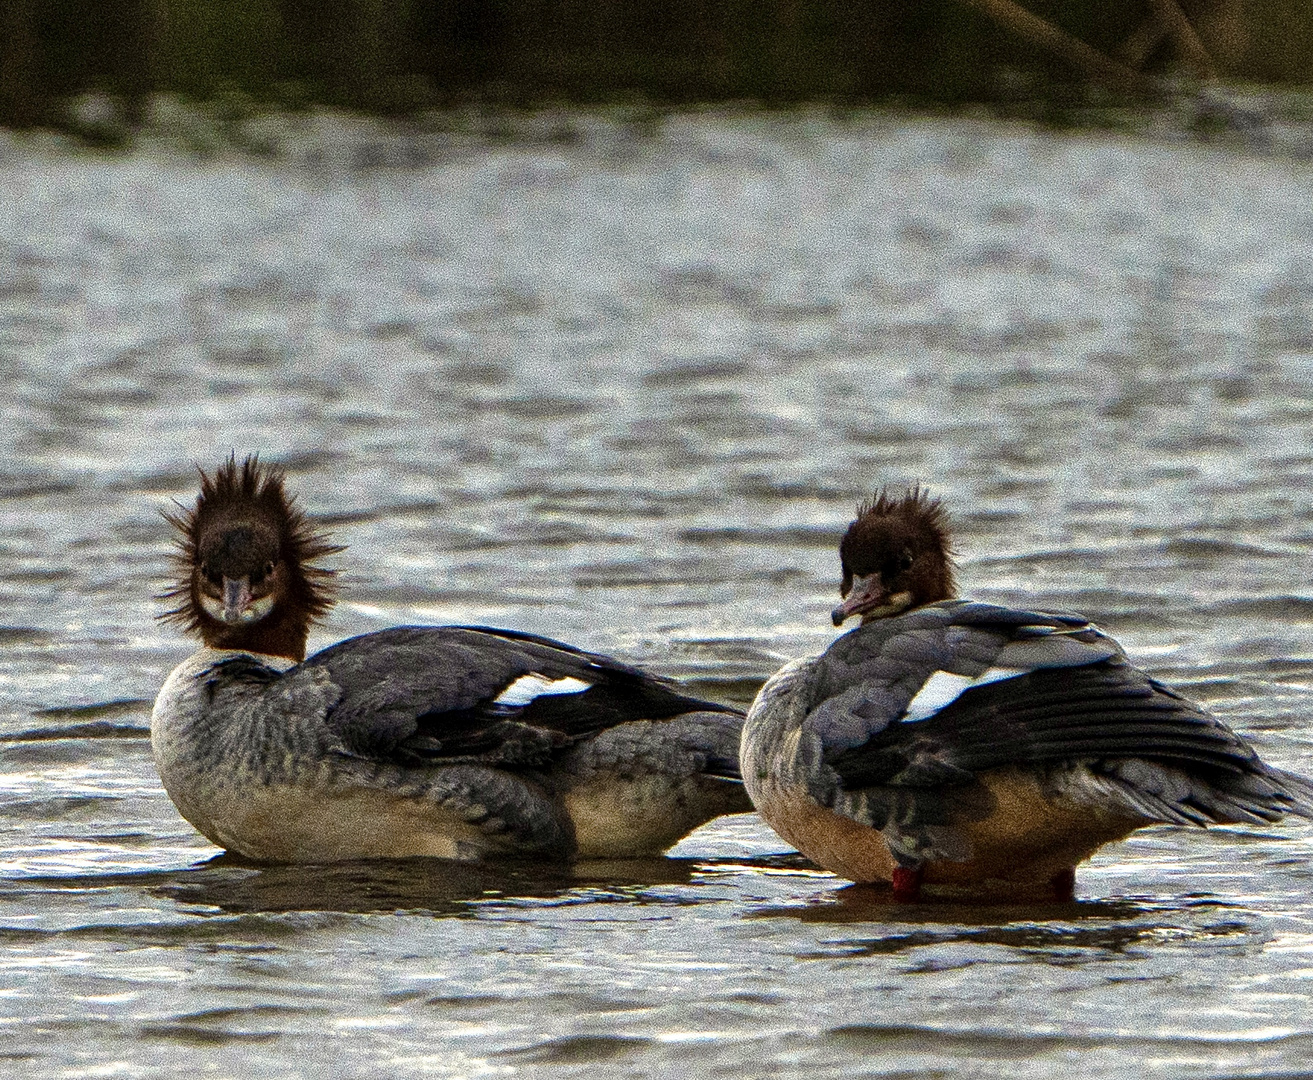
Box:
891;865;924;902
1049;867;1076;902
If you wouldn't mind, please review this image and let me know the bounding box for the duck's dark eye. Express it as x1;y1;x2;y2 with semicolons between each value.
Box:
899;548;914;572
203;567;222;586
250;561;275;586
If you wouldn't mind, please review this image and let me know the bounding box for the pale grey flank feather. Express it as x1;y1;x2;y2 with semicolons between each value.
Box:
153;626;752;863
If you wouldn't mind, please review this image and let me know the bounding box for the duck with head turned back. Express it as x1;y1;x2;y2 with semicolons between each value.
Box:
740;485;1313;902
151;455;750;865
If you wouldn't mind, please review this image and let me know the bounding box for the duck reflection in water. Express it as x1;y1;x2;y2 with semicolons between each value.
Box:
147;851;708;915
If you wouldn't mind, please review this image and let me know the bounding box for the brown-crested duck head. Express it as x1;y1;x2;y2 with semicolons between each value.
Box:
158;455;343;661
831;485;957;627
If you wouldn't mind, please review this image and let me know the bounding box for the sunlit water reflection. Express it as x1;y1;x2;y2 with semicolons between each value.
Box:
2;110;1313;1077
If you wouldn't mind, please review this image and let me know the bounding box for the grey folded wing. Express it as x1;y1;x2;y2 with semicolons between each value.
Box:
793;601;1313;859
300;625;744;776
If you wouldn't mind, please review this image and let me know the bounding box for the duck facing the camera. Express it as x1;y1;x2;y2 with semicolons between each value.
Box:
151;456;750;864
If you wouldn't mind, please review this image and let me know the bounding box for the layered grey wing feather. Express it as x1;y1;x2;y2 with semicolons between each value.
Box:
194;628;747;858
187;653;576;855
805;601;1116;753
791;601;1312;852
297;626;743;774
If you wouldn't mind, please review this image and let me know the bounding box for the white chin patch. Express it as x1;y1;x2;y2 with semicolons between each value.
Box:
493;673;592;707
901;666;1028;724
199;593;277;625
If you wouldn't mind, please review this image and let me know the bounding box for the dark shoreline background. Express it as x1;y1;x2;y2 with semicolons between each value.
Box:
3;1;1312;134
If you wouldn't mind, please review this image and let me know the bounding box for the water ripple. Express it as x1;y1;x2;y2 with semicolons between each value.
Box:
4;112;1313;1078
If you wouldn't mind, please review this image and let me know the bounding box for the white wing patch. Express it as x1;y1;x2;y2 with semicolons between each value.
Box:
493;673;593;707
901;666;1029;723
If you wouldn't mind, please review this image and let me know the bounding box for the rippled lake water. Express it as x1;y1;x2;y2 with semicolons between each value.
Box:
3;109;1313;1078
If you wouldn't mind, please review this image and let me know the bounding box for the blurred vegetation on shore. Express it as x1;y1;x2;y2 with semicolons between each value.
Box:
2;0;1312;133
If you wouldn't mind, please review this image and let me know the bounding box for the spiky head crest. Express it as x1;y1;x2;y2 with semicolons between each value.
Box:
158;454;343;657
839;484;957;604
